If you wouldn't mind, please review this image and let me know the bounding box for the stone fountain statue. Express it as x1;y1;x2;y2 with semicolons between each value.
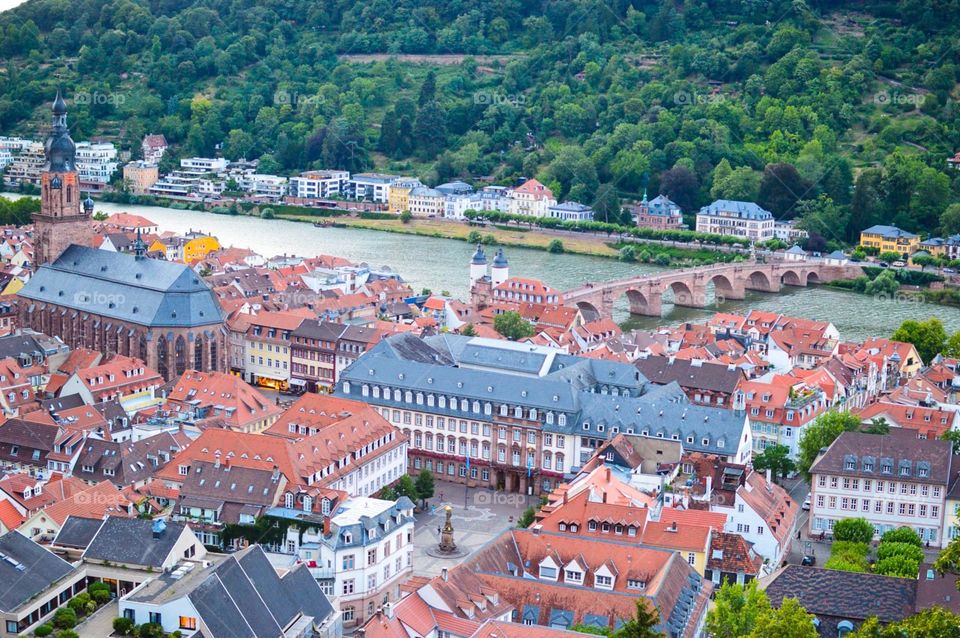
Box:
438;505;457;553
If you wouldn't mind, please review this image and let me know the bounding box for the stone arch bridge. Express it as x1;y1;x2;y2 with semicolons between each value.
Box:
564;260;863;318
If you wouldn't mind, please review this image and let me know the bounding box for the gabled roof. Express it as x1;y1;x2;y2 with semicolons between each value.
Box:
764;565;916;624
19;245;224;328
52;515;104;550
0;531;76;612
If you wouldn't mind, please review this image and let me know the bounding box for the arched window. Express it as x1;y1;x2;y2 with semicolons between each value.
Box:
139;333;149;362
156;335;169;380
174;335;188;377
194;336;205;371
284;493;294;509
209;339;218;371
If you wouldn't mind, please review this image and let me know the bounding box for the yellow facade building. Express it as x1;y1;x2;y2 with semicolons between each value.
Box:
859;224;920;256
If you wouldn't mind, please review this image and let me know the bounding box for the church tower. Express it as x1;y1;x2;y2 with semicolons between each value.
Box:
33;89;91;266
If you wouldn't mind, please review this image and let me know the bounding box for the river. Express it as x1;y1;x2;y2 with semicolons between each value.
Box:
4;195;958;340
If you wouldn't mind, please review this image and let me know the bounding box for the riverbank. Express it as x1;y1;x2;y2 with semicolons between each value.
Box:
264;208;747;266
93;192;745;265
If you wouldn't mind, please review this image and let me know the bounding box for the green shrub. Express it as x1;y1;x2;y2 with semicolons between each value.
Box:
877;542;924;563
52;608;77;630
138;623;164;638
833;517;875;544
874;555;921;578
88;582;110;595
54;631;78;638
547;239;564;253
34;624;53;637
400;210;413;224
90;589;111;605
881;527;923;547
260;208;275;219
113;618;135;635
619;246;637;262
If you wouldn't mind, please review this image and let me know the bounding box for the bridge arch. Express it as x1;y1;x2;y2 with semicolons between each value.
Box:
708;273;735;299
780;269;803;286
575;300;600;318
746;270;773;292
806;271;821;285
623;289;654;316
665;280;697;307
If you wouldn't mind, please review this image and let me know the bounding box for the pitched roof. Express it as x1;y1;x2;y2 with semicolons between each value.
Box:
634;355;744;393
52;515;105;550
40;481;133;525
0;499;24;531
764;565;916;624
166;369;281;430
0;531;76;612
19;246;224;328
83;516;189;568
810;430;954;485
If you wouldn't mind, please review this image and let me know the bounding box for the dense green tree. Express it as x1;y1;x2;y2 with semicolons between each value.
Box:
941;203;960;235
751;445;795;482
851;608;960;638
658;166;698;214
377;109;399;155
705;581;771;638
413;101;447;157
747;598;817;638
758;163;813;219
832;518;874;544
415;469;435;508
797;411;860;481
395;474;418;501
612;599;663;638
891;318;948;364
493;311;535;340
711;166;761;202
592;183;622;224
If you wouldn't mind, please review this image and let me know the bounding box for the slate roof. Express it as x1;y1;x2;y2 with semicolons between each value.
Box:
810;429;954;485
82;516;189;568
862;224;917;239
182;545;333;638
764;565;916;627
52;515;105;550
0;530;76;612
699;200;773;220
19;245;225;328
634;355;744;394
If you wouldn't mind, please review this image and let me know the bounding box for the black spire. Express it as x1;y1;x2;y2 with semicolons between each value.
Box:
44;88;76;172
133;227;147;259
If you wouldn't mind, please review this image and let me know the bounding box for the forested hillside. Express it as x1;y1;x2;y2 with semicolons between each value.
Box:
1;0;959;245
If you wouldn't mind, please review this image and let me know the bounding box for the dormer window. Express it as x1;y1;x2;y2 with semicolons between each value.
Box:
564;569;582;583
627;579;646;590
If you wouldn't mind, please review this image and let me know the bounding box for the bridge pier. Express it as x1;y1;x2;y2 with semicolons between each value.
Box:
671;283;708;309
627;290;662;316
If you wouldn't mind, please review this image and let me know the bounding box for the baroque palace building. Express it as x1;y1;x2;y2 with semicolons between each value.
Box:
17;91;226;379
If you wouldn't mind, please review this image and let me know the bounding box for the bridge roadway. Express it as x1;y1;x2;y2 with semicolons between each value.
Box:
563;258;864;318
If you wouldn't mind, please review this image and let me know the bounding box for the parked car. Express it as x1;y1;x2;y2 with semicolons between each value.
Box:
892;260;906;267
801;555;816;566
878;261;890;268
945;267;956;274
802;495;811;511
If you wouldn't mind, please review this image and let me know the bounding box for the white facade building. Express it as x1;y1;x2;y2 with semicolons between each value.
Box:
809;430;952;547
289;170;350;199
696;200;775;242
270;496;415;630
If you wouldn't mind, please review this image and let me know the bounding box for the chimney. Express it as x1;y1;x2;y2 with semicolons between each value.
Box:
382;602;393;619
602;491;607;504
224;457;231;470
532;524;541;536
272;465;280;482
323;516;331;537
705;475;713;499
562;491;567;505
441;568;448;582
766;469;772;484
605;467;611;482
214;455;221;469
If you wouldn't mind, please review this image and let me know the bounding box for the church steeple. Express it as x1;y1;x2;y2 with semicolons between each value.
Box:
34;88;91;266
